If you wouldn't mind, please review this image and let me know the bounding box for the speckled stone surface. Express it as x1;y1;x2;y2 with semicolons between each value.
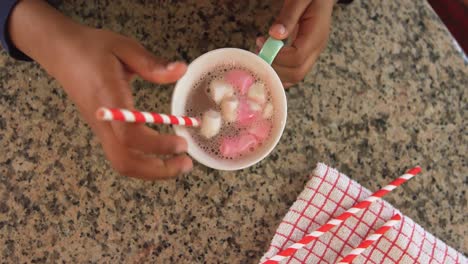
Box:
0;0;466;263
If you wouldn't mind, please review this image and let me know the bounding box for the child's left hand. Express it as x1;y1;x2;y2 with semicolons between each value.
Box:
257;0;335;88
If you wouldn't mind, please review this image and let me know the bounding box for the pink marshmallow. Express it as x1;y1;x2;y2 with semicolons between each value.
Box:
237;97;261;127
225;69;255;95
220;134;258;158
247;120;272;142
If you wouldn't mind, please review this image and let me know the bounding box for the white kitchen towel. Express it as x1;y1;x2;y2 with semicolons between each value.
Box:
260;163;466;264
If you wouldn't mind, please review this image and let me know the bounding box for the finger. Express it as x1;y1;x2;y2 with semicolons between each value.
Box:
111;122;188;155
273;51;320;84
256;36;266;49
123;154;193;180
269;0;312;39
287;24;300;45
255;36;266;54
273;2;333;68
96;121;193;180
257;35;318;85
112;37;187;84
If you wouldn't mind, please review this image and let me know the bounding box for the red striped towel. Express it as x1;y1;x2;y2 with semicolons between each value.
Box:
260;163;466;264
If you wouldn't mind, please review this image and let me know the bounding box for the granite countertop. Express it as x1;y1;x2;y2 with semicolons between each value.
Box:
0;0;466;263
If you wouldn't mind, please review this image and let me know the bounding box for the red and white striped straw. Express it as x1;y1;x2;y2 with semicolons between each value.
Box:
96;107;200;127
262;166;421;264
337;214;402;264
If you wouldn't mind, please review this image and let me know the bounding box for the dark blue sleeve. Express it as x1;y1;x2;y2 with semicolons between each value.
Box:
0;0;32;61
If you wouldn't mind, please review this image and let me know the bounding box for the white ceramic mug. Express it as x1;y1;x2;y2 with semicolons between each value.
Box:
171;38;287;170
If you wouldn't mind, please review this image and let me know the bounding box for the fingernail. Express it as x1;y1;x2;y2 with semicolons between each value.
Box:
271;24;287;36
166;62;184;71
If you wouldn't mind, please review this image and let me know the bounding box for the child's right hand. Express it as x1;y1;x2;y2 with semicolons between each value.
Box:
9;0;193;180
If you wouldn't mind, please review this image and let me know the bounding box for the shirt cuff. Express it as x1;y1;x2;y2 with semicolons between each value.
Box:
0;0;32;61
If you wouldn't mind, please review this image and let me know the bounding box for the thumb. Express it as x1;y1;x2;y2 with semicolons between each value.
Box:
113;37;187;84
269;0;312;40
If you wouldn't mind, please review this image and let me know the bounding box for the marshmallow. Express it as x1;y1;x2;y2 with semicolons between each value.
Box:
247;100;262;112
248;120;272;142
262;103;274;119
237;98;262;126
220;134;258;157
200;110;222;139
209;79;234;104
247;82;267;105
225;69;255;95
221;96;239;123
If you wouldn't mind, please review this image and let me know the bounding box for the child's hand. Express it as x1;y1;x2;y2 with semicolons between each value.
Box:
9;0;193;180
54;29;193;180
257;0;335;87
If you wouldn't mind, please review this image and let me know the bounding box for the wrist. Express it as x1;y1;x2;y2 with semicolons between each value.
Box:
9;0;87;72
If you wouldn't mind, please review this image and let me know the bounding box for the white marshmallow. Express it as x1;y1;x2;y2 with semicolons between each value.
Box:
262;102;274;119
247;82;267;105
209;79;234;104
200;110;222;139
247;100;262;112
221;97;239;122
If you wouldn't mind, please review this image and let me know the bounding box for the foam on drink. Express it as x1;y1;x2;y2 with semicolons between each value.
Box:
185;64;275;160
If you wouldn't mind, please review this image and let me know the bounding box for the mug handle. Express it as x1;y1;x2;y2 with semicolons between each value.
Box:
258;37;284;65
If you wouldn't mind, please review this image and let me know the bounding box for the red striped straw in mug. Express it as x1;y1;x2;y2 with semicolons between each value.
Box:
337;214;402;264
262;166;421;264
96;107;200;127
